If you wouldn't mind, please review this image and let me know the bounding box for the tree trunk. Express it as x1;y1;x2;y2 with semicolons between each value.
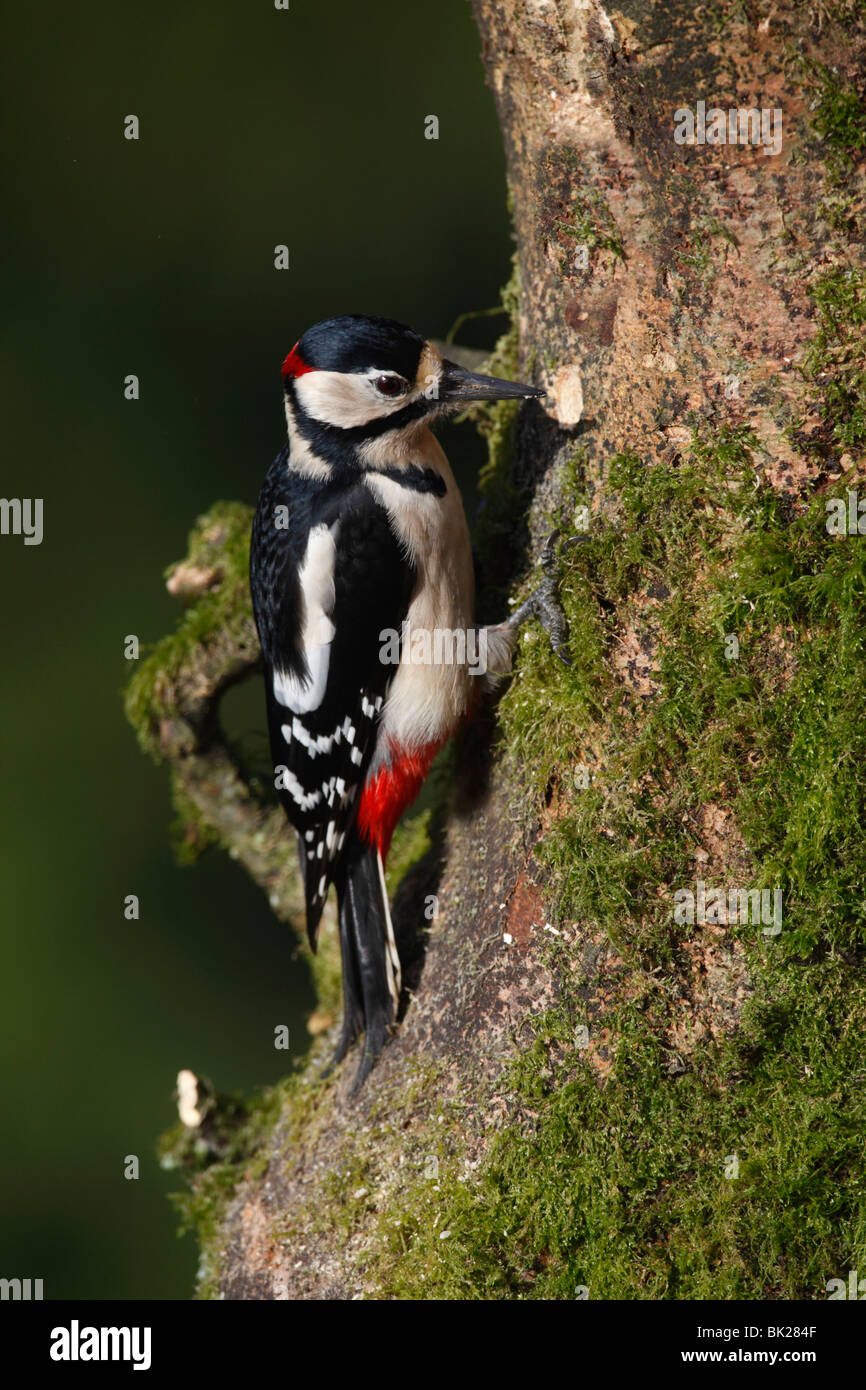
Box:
136;1;866;1298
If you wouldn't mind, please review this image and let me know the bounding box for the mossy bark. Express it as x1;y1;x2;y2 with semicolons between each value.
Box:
137;1;866;1298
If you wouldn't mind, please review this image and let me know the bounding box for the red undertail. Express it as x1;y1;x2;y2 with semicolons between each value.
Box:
356;740;444;861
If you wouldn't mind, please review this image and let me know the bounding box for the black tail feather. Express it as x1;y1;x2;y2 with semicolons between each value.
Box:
326;885;364;1071
327;836;400;1090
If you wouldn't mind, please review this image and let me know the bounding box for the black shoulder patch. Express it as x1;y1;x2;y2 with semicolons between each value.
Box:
377;464;447;497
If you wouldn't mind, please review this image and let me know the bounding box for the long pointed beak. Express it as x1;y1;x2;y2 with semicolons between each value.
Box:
439;359;544;404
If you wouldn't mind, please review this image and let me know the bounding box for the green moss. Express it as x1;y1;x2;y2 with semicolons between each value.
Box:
179;1067;343;1298
385;809;433;897
365;968;866;1298
467;259;538;611
676;214;740;283
159;1078;291;1299
806;61;866;185
317;1152;375;1239
474;256;521;472
555;184;626;266
169;775;222;865
124;500;255;759
709;0;751;38
506;429;866;957
356;416;866;1297
788;50;866;228
802;266;866;453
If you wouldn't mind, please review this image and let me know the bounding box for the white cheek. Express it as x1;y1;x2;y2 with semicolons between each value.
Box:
295;371;373;427
295;371;408;428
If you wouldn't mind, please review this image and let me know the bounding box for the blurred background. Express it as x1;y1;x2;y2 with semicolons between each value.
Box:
1;0;511;1298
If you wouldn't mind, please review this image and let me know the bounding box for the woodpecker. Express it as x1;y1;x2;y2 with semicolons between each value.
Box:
250;314;564;1090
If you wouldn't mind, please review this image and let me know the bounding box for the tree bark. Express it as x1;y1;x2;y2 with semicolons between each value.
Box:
136;1;866;1298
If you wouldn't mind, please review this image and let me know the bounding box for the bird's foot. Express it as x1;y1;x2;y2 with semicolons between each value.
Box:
507;530;583;667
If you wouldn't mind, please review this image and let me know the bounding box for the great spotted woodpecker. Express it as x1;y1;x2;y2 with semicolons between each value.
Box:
250;314;563;1089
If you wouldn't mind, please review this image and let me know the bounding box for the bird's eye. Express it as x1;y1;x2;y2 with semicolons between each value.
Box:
375;374;406;397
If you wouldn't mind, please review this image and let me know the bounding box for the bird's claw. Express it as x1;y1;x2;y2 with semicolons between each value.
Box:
534;575;572;667
509;529;582;667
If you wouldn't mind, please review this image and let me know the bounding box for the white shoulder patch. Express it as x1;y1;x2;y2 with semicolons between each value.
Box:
273;522;339;714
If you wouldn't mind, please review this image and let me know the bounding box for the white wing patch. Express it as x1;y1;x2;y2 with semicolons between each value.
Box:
279;713;365;757
282;768;357;818
273;522;339;714
274;675;386;914
280;769;323;813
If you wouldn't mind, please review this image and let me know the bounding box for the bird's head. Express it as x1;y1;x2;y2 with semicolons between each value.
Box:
281;315;542;438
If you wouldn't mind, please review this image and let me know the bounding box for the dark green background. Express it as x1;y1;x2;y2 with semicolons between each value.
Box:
1;1;509;1298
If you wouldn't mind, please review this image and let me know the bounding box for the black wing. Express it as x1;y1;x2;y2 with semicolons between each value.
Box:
251;449;416;944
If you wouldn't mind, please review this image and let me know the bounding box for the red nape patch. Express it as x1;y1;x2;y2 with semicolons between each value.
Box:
281;342;314;379
356;740;444;862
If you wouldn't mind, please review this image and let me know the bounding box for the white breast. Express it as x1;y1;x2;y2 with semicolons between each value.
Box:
364;430;476;752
